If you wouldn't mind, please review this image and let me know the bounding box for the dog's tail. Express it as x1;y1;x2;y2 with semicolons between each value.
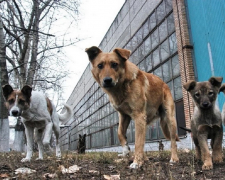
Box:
179;126;191;132
58;103;73;122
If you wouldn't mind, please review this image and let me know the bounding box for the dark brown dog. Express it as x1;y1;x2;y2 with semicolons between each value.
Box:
183;77;223;170
85;46;179;168
158;140;164;151
77;134;86;154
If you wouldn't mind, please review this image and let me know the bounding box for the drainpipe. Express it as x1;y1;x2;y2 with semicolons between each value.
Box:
208;42;219;107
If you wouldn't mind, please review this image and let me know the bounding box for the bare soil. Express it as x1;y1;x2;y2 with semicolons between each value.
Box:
0;150;225;180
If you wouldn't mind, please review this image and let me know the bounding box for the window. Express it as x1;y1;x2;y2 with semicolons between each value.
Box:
174;77;182;100
152;48;160;67
169;33;177;55
159;20;167;42
157;1;166;23
145;54;152;72
160;39;170;61
162;60;172;82
144;36;151;56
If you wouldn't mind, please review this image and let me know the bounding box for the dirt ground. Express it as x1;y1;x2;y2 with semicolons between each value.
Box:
1;150;225;180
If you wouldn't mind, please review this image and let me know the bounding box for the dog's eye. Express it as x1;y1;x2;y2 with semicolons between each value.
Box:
208;91;214;96
111;62;118;69
194;92;200;98
8;99;15;104
19;99;25;105
97;63;103;69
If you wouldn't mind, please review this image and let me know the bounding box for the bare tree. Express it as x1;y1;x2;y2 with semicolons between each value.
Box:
0;0;80;151
0;16;9;151
1;0;80;91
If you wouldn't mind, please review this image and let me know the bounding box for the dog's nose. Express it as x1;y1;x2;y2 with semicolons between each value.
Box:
103;77;112;85
202;102;209;108
11;110;19;116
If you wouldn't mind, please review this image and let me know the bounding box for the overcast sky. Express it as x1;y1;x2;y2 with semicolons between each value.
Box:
62;0;125;101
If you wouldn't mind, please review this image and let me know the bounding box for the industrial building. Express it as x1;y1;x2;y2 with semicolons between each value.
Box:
60;0;225;151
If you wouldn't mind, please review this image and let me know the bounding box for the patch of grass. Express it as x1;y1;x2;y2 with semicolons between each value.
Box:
1;149;225;179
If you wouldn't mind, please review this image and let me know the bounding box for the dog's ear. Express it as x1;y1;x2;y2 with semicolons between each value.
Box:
113;48;131;61
2;84;14;100
85;46;102;61
219;83;225;94
21;85;32;100
79;134;82;138
209;77;223;88
183;80;196;91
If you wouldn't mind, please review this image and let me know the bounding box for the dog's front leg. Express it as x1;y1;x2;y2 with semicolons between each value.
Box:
117;113;131;157
22;125;34;162
198;130;213;170
130;114;147;169
211;126;223;163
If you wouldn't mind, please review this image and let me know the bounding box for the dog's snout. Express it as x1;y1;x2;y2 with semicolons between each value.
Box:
202;102;209;107
103;77;112;84
202;102;211;108
12;110;19;116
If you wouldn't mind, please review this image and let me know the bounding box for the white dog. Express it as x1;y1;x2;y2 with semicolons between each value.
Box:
2;84;72;162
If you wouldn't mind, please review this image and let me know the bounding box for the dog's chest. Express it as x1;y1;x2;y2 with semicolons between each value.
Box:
21;109;50;129
22;119;47;129
193;108;221;127
112;101;132;115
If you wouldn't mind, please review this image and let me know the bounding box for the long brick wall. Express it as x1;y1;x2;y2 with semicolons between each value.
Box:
173;0;195;128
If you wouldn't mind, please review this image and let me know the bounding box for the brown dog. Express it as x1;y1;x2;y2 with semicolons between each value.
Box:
77;134;86;154
183;77;223;170
85;46;179;168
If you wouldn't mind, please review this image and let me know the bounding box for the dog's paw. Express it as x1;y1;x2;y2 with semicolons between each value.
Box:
118;145;130;157
35;157;43;161
169;157;179;163
202;163;213;170
129;162;140;169
21;158;31;162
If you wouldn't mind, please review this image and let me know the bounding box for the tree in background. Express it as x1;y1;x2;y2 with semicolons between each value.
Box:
0;15;9;152
0;0;80;151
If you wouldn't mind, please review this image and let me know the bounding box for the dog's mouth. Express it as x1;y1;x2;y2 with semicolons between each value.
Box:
102;83;115;88
200;102;212;109
102;77;116;88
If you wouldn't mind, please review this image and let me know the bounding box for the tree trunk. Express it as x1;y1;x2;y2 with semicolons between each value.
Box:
26;0;40;86
0;17;9;152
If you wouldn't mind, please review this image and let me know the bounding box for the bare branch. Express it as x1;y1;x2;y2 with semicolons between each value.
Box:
2;22;22;51
12;0;25;29
5;56;20;75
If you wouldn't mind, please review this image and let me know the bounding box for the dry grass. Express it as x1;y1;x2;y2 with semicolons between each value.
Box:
0;150;225;179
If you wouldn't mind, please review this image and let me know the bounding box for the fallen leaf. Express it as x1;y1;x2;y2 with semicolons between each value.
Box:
59;165;81;174
183;148;190;153
43;173;58;179
15;167;36;174
114;159;123;163
89;170;99;174
103;174;120;180
191;171;196;176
